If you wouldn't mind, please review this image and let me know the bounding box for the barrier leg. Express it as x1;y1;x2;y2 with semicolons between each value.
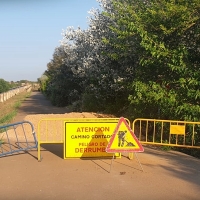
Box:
109;154;115;173
38;142;41;161
135;152;143;172
128;152;134;160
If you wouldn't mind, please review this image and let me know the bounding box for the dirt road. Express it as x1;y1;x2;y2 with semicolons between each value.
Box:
11;91;71;123
1;92;200;200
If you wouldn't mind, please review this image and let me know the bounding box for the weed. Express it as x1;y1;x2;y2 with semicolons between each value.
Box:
160;140;172;151
14;101;21;109
0;111;17;125
0;133;4;145
161;145;172;151
0;91;31;126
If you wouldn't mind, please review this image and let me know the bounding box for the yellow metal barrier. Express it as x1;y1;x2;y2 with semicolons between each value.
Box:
132;118;200;149
37;118;66;161
37;118;130;161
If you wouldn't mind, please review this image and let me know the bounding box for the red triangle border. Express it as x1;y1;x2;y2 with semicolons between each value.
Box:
106;117;144;153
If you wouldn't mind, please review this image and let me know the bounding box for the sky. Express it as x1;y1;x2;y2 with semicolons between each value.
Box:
0;0;100;82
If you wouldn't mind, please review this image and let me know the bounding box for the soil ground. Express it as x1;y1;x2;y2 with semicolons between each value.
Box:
1;91;200;200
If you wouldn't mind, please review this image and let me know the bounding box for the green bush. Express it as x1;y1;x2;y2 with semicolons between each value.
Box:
0;78;11;93
81;93;103;112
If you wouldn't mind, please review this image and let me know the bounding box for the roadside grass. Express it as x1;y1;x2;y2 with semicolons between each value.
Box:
0;91;31;145
0;91;31;127
0;132;4;144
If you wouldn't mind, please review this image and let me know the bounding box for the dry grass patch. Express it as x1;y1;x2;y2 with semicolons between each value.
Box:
0;91;31;126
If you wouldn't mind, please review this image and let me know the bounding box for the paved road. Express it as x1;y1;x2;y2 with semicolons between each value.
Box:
12;91;70;123
1;92;200;200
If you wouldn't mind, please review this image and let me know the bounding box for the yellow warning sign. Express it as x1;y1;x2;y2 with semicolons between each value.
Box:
106;117;144;153
64;119;123;158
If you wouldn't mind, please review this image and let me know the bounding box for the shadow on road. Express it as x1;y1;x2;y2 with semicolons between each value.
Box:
41;144;64;159
18;91;70;114
143;146;200;187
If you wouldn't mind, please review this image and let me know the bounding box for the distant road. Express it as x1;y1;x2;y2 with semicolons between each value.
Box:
12;91;70;123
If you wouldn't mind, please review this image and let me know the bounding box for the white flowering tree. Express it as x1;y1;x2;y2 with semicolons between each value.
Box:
55;0;137;111
42;0;133;110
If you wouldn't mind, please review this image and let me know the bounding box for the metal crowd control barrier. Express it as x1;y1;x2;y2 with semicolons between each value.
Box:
0;121;38;157
132;118;200;149
37;118;68;161
37;118;128;161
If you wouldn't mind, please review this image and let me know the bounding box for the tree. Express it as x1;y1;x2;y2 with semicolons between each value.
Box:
58;0;137;112
38;75;48;93
43;0;134;110
0;79;11;93
104;0;200;120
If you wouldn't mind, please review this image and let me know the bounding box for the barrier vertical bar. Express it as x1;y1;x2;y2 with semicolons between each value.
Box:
145;120;148;142
192;124;195;146
153;120;155;143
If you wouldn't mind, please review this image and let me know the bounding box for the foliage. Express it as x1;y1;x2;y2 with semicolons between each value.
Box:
42;0;200;122
0;132;4;145
0;78;11;93
42;1;132;111
0;111;17;125
0;91;31;126
38;74;48;92
104;0;200;120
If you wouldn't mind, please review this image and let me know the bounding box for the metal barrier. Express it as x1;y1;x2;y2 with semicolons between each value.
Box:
132;118;200;148
37;118;129;161
37;118;66;161
0;121;38;157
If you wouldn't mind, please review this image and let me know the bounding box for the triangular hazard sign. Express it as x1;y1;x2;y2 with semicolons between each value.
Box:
106;117;144;153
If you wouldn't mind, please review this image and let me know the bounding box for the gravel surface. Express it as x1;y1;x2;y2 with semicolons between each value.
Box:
4;92;116;141
24;112;116;141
